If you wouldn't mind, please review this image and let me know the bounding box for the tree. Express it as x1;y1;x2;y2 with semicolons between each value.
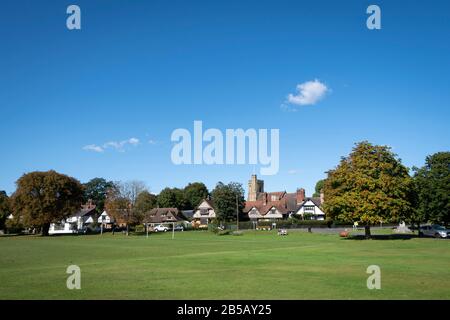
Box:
157;187;189;209
184;182;209;208
0;191;11;230
312;179;325;197
134;190;157;219
413;152;450;227
11;170;84;236
323;141;414;238
211;182;245;223
83;178;115;213
105;180;147;235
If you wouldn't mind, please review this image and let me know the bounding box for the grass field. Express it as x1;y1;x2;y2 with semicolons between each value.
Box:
0;230;449;299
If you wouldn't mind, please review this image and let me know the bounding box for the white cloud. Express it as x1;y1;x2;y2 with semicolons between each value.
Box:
286;79;329;106
83;144;104;153
288;169;299;175
83;138;140;153
128;138;139;146
148;139;158;145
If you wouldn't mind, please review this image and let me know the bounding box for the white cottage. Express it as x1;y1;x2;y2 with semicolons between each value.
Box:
294;198;326;220
192;199;216;226
49;201;97;235
98;210;115;228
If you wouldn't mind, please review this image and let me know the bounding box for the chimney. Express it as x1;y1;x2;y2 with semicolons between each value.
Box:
263;193;267;206
296;188;305;205
320;189;325;205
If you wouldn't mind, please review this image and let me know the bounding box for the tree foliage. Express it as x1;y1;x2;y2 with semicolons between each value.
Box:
312;179;325;197
105;180;147;235
0;191;11;230
414;152;450;227
211;182;245;222
11;170;84;235
184;182;209;208
157;187;189;209
83;178;115;213
323;141;414;238
134;190;157;217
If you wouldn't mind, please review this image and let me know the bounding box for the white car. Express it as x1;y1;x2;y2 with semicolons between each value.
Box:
153;224;169;232
419;225;449;238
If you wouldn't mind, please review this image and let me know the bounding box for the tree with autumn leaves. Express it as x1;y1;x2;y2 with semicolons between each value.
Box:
323;141;415;238
11;170;84;236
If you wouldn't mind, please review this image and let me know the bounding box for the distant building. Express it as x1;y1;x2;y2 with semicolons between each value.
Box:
192;198;216;227
143;208;187;225
244;174;325;221
294;197;326;220
49;200;97;235
98;210;115;229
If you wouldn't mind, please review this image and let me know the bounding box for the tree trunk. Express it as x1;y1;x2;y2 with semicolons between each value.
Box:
126;225;129;236
417;222;421;237
364;225;371;239
41;223;50;236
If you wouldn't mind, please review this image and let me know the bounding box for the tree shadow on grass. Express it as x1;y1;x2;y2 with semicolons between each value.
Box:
342;234;419;241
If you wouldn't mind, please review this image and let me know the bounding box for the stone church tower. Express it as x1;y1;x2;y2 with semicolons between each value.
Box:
247;174;264;201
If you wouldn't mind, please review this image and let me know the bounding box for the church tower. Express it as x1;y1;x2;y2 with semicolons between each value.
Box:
248;174;264;201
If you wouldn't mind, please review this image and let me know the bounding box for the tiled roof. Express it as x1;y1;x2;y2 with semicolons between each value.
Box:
72;203;97;218
143;208;187;223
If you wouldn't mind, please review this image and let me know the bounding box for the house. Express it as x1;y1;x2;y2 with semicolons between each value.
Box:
98;210;115;229
143;208;187;226
244;175;303;221
49;201;97;235
243;174;326;221
192;198;216;227
293;197;326;220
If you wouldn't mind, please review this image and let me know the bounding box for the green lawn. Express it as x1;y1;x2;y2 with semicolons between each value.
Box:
0;230;449;299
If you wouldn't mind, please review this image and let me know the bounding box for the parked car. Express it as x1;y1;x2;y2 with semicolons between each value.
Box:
419;225;450;238
153;224;169;232
171;225;184;231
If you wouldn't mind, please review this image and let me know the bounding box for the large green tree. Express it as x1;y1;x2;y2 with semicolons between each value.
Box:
0;191;11;230
83;178;115;213
134;190;157;219
184;182;209;208
211;182;245;223
414;152;450;227
323;141;415;238
312;179;325;197
157;187;189;209
12;170;84;236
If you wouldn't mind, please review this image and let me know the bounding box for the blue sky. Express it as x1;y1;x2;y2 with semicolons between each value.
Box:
1;0;449;196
